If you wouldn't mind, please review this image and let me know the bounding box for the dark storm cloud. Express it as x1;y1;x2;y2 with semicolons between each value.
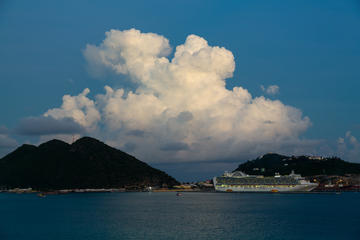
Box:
15;116;85;136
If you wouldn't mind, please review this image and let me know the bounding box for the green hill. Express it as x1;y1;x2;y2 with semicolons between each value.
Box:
0;137;179;190
234;153;360;176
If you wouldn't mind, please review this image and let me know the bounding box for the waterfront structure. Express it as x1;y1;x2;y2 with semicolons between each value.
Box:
213;170;318;192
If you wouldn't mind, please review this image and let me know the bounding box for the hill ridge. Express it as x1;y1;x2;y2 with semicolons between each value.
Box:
0;136;179;190
235;153;360;176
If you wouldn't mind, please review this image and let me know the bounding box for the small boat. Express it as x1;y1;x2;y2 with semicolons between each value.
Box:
37;193;46;198
176;192;182;196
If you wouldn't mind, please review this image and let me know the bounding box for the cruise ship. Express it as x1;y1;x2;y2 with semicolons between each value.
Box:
213;170;318;192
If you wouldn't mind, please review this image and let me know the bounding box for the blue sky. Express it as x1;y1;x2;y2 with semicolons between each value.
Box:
1;0;360;180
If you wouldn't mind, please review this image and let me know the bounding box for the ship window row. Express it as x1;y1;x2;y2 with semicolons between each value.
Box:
216;177;298;185
218;184;296;188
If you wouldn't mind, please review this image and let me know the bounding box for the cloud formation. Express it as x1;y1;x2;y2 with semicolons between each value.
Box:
44;88;100;131
0;134;17;149
0;125;9;134
44;29;311;163
337;131;360;162
0;128;18;157
261;85;280;95
15;116;86;136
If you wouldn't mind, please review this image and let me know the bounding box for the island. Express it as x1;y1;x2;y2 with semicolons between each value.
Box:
0;137;179;192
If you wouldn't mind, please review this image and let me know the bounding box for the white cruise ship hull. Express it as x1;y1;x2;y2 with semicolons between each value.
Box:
213;177;318;192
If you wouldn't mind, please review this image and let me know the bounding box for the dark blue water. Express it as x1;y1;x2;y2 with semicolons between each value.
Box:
0;192;359;240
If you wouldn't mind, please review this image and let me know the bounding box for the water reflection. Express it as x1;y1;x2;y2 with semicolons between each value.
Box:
0;192;359;240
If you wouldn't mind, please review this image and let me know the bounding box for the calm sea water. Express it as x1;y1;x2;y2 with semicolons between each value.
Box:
0;192;359;240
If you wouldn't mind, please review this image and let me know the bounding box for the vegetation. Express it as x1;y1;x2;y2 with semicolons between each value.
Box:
0;137;179;190
235;153;360;176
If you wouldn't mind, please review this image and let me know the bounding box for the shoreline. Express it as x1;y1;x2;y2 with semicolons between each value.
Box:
1;188;359;195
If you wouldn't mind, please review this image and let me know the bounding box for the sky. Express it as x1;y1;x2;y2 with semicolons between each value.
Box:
0;0;360;181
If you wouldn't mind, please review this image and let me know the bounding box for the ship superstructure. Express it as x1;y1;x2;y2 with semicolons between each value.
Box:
213;170;318;192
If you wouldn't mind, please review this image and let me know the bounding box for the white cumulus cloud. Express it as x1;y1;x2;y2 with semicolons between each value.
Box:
261;85;280;95
44;29;311;163
337;131;360;162
44;88;100;131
